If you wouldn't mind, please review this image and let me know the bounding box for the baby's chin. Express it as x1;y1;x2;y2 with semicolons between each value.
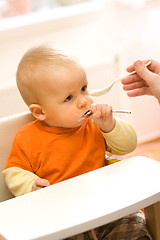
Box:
67;118;88;128
46;117;88;128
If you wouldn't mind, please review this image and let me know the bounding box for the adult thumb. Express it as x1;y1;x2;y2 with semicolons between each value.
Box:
134;60;158;84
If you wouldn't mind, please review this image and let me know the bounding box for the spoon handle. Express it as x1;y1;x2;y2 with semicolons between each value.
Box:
85;109;131;116
112;110;131;114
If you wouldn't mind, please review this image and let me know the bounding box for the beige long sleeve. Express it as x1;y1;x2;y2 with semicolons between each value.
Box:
102;117;137;155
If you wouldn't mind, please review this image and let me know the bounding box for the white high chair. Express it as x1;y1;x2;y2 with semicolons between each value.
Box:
0;111;160;240
0;111;35;202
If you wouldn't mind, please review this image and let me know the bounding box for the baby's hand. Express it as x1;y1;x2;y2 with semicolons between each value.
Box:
91;103;116;133
32;178;50;191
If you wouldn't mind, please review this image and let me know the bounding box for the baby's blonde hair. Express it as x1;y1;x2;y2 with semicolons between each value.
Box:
16;44;77;106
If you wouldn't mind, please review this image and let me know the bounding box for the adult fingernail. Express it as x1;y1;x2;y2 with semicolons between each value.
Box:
134;60;142;67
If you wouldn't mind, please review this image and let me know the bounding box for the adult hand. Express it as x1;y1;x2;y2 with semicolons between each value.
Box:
121;60;160;103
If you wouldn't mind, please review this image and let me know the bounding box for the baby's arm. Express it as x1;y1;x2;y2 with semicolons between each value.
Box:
102;117;137;155
3;167;50;196
90;103;137;154
3;167;39;196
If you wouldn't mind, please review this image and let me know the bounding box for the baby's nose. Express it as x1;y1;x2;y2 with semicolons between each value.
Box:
78;96;88;108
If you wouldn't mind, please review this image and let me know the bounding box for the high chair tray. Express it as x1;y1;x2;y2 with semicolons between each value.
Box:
0;156;159;240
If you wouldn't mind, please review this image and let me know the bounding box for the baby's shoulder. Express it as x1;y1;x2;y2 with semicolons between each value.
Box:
15;120;38;140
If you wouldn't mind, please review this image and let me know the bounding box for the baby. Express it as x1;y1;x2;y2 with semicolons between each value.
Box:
3;44;151;240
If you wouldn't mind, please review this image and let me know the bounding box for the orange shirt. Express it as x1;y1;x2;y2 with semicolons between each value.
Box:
5;118;106;185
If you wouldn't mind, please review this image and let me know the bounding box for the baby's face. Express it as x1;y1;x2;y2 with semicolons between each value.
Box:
40;62;93;128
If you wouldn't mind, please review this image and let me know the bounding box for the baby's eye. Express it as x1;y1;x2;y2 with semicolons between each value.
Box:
64;95;73;102
81;85;87;92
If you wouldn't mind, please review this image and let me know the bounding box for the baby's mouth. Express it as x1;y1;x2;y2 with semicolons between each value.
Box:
82;110;93;118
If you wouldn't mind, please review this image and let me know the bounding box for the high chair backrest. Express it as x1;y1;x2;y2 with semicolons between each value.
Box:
0;111;35;202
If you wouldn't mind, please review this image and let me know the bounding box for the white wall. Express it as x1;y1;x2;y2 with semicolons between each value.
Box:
0;0;160;143
101;0;160;142
0;1;117;84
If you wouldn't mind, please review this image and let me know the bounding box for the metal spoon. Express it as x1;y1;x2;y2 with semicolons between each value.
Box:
89;61;151;96
85;109;131;116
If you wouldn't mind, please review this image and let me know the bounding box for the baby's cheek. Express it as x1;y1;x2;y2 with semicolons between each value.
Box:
68;109;78;121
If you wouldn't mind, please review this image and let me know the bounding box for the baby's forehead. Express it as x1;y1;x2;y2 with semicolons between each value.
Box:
41;58;84;74
36;57;78;73
40;61;86;84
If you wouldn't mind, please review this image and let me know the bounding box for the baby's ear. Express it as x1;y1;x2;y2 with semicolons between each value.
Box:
29;104;46;121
